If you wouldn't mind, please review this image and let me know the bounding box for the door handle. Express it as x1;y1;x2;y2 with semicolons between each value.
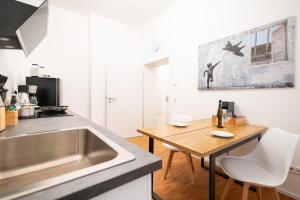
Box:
107;97;116;103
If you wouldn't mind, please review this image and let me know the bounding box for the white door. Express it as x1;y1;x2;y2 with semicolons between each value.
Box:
105;64;143;138
155;65;170;124
143;64;170;127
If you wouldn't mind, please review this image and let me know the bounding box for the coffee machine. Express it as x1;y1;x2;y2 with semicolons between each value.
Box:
18;85;30;104
28;85;38;105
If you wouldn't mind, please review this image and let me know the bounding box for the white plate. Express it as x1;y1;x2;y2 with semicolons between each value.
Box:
172;122;189;127
211;131;235;138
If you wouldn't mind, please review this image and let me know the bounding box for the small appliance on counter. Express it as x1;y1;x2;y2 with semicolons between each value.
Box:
26;77;60;106
18;105;36;119
17;85;36;119
28;85;38;105
17;87;30;105
36;106;71;118
25;77;72;119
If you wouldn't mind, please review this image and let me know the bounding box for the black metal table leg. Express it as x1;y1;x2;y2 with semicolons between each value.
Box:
209;154;216;200
149;137;162;200
152;192;162;200
149;137;154;153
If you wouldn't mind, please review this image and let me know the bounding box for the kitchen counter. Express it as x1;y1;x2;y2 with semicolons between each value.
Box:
0;114;162;200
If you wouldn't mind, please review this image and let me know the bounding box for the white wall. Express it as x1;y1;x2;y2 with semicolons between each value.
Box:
90;13;143;127
28;4;90;118
0;51;29;93
0;3;90;118
141;0;300;198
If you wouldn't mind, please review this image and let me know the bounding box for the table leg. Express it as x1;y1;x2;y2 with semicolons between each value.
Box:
148;137;162;200
149;137;154;153
258;135;262;142
201;157;205;168
209;154;216;200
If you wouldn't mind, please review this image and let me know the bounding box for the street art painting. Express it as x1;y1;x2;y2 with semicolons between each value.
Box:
198;17;296;90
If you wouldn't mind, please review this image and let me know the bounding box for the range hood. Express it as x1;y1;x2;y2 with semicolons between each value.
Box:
0;0;48;56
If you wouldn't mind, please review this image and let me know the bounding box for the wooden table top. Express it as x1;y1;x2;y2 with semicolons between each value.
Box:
137;119;267;157
137;118;212;140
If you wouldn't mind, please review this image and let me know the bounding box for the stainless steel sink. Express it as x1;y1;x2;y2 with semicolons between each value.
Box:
0;127;135;199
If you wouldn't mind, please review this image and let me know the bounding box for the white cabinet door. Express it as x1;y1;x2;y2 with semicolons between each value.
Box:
91;175;151;200
105;64;143;138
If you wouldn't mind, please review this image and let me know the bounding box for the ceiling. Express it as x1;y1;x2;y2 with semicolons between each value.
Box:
51;0;178;27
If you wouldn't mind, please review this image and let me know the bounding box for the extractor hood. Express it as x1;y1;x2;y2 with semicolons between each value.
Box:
0;0;48;56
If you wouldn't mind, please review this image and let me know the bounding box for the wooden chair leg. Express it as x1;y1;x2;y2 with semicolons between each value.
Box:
273;188;280;200
164;150;175;180
185;152;195;185
242;183;250;200
221;177;234;200
255;186;262;200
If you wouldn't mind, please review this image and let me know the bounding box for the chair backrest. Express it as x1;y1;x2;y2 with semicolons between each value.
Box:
169;115;193;124
245;128;300;186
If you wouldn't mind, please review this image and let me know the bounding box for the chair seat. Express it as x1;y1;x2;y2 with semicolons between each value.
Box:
163;143;180;151
221;156;281;187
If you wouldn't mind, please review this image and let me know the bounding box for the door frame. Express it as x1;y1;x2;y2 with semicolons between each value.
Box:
104;64;108;128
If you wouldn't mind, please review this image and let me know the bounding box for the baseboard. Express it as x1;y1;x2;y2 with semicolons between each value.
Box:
277;187;300;200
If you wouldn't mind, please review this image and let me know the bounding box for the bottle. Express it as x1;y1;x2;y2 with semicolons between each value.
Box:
217;100;223;128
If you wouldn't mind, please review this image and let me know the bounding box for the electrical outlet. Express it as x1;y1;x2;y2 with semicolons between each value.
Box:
289;166;300;176
289;166;295;174
295;167;300;176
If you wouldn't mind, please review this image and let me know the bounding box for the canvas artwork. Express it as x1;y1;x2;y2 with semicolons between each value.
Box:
198;17;296;90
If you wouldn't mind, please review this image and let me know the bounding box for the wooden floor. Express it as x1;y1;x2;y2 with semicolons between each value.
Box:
128;136;294;200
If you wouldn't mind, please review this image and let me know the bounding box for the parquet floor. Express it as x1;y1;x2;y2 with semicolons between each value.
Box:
128;136;294;200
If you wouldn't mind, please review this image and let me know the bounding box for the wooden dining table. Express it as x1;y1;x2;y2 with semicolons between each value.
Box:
137;118;267;200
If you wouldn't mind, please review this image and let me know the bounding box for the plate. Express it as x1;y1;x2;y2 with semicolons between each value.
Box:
172;122;189;127
211;131;235;138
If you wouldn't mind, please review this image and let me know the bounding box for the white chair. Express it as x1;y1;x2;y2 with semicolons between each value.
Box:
220;128;300;200
163;115;195;185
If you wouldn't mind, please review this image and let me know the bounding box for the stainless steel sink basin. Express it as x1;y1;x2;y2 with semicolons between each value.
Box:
0;127;135;199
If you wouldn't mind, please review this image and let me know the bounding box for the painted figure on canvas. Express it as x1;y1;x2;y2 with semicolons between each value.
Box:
203;61;221;88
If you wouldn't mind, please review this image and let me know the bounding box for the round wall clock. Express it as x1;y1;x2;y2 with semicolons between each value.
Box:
152;41;160;53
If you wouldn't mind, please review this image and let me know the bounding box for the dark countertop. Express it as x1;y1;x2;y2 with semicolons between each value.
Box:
0;114;162;200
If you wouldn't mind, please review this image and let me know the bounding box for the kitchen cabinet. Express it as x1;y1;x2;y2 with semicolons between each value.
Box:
91;175;151;200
